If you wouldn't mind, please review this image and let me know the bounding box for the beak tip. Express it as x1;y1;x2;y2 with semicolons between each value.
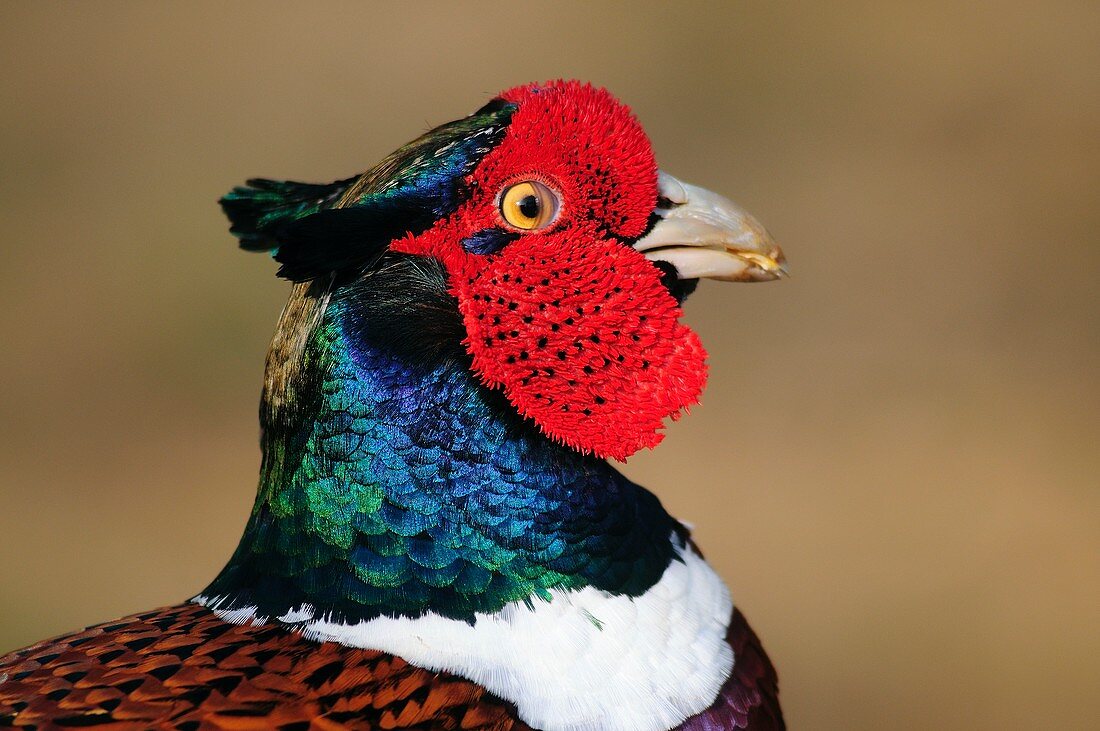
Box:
735;240;788;282
771;245;790;279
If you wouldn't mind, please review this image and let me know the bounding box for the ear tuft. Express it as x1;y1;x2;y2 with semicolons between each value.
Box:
220;177;358;252
222;97;516;281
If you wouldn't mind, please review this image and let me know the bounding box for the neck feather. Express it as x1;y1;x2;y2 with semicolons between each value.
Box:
201;267;680;623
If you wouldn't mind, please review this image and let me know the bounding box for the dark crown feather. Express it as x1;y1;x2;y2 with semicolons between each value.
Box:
220;177;358;252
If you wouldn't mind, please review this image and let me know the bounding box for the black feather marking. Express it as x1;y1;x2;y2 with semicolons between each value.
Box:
336;253;468;369
273;204;435;283
651;259;700;304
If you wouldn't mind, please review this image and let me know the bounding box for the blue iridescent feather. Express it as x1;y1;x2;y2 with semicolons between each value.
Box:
202;264;681;623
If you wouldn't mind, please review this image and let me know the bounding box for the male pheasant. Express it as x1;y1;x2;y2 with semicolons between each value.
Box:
0;80;786;730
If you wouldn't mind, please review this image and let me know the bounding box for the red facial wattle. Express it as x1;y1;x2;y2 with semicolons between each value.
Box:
392;81;709;461
460;236;707;461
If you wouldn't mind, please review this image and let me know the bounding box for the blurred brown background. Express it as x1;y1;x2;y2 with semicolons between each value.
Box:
1;2;1097;728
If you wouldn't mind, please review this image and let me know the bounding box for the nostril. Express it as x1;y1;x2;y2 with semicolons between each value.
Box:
656;171;689;207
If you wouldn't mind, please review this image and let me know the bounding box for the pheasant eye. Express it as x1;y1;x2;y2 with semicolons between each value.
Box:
499;181;559;231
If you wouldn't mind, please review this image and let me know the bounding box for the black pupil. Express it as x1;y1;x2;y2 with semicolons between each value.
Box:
518;194;540;219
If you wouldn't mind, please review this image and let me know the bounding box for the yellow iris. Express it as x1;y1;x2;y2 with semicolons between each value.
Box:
499;181;559;231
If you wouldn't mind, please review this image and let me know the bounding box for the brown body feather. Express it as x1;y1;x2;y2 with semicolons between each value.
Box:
0;603;528;730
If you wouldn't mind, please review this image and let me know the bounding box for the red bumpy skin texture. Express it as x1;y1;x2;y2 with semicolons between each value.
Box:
393;81;708;461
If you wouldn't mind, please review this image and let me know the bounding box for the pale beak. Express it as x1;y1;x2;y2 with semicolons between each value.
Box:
633;171;788;282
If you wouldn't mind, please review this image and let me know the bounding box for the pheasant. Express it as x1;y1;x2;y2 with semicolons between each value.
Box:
0;80;787;730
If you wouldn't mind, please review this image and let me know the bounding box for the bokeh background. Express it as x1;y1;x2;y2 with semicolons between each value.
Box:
2;2;1097;728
